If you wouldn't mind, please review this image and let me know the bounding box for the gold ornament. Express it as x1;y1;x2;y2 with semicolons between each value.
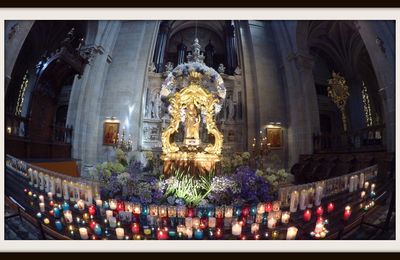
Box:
327;71;350;131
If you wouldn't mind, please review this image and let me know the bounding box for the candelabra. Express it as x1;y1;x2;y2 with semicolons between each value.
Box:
113;128;133;153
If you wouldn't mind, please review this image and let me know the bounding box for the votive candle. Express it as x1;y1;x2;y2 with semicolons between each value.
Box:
79;227;89;240
281;211;290;224
116;227;124;240
286;226;298;240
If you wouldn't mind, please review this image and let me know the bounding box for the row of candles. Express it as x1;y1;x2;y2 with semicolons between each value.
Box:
26;168;95;207
25;179;378;240
28;189;302;240
288;173;375;214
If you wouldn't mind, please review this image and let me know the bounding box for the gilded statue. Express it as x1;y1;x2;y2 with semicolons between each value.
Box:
184;103;201;144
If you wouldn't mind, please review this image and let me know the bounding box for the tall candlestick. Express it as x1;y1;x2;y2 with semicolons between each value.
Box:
371;183;376;192
79;227;89;240
307;187;315;208
290;191;299;213
286;226;298;240
299;189;307;210
349;176;355;192
364;182;370;190
359;173;365;189
314;186;323;206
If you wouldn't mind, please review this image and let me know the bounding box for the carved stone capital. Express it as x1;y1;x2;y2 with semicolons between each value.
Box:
79;44;105;64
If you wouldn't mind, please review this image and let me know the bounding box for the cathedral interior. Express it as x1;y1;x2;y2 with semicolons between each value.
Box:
4;20;395;242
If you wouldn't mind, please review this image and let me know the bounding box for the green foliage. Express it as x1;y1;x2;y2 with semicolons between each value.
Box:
115;148;128;166
164;170;214;207
257;168;294;193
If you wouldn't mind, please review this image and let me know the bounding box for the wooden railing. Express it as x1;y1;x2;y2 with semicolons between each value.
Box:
313;124;385;153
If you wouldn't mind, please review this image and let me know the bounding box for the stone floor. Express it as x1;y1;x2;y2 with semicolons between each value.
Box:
4;203;46;240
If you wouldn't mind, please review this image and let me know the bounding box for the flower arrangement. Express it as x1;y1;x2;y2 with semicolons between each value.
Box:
256;168;294;193
161;62;226;103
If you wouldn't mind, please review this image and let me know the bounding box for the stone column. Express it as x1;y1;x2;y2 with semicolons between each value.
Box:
153;21;170;73
225;21;238;75
5;21;34;93
66;21;122;176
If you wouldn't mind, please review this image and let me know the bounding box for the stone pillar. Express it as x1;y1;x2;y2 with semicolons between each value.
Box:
225;21;237;75
66;21;122;176
5;21;34;93
153;21;170;73
346;77;366;131
177;41;187;65
205;40;214;68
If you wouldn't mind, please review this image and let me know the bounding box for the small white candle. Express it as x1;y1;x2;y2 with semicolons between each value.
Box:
39;202;45;212
361;191;366;199
64;210;73;223
186;227;193;239
47;192;53;200
106;210;113;220
116;227;124;240
109;199;117;210
77;199;85;210
268;217;277;229
364;182;370;190
286;226;298;240
192;217;200;229
314;186;323;206
208;217;216;228
39;195;44;203
28;168;34;185
95;199;103;207
224;206;233;218
256;203;265;214
185;217;193;228
299;189;307;210
232;222;242;236
281;211;290;224
359;173;365;189
290;191;299;213
315;223;324;233
251;223;259;234
371;183;376;192
79;227;89;240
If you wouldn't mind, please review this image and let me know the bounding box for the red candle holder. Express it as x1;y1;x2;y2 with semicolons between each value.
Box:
265;203;272;213
88;205;96;216
343;206;351;221
200;217;208;229
216;217;224;229
131;223;140;234
316;206;324;216
327;202;334;213
161;216;169;228
116;201;125;212
187;207;195;218
303;209;312;222
49;201;54;207
242;205;250;217
157;228;169;240
215;228;223;239
90;220;96;230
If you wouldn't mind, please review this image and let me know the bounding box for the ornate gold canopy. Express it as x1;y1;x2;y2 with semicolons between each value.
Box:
161;71;223;175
